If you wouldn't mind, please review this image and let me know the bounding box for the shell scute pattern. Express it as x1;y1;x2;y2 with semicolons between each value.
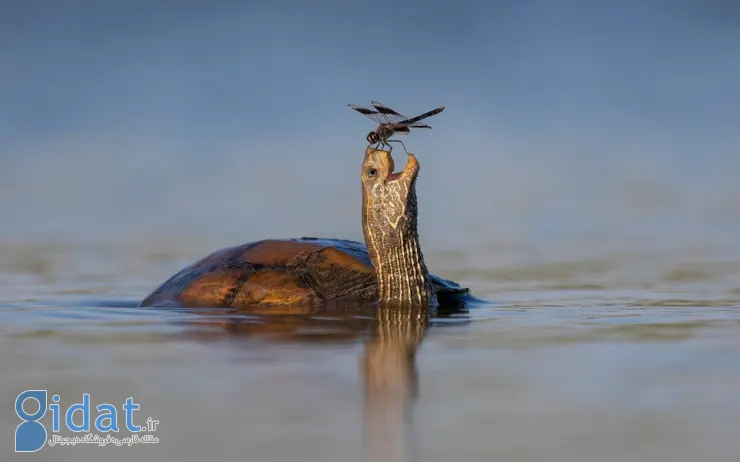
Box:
139;238;380;308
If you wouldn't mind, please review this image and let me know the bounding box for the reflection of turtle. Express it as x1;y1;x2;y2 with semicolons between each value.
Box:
139;147;476;309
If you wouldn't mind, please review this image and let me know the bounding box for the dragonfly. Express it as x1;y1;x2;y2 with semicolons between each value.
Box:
348;101;445;153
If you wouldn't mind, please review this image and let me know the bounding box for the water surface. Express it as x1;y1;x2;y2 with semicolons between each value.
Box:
1;238;739;462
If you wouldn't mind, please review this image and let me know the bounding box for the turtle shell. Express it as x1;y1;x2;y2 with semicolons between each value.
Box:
138;237;469;308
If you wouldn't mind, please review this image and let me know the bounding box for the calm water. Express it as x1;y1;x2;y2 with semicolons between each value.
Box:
1;236;739;462
3;1;740;460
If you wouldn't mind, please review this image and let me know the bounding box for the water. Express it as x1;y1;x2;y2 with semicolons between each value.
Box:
3;2;740;460
1;236;739;462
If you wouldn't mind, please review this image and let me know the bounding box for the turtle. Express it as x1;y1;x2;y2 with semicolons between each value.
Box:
139;147;478;309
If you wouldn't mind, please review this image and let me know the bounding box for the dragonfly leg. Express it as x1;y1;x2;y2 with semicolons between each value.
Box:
387;139;408;155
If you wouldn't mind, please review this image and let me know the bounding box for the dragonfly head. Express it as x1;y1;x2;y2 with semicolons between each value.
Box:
366;131;379;145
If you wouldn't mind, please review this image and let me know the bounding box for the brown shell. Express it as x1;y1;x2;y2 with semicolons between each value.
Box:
138;237;468;308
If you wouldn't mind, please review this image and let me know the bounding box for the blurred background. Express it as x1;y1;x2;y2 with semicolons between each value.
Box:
1;1;739;461
2;0;738;251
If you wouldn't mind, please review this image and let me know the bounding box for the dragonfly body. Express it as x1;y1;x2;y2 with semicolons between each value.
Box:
349;101;445;152
368;124;396;145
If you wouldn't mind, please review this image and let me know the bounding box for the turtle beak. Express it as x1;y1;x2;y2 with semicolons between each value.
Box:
396;153;419;183
386;152;419;184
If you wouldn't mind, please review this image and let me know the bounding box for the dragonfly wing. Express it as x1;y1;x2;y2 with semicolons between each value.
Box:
348;104;390;125
370;101;410;124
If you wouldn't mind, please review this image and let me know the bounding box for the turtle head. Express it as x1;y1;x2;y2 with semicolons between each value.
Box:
360;147;434;306
361;147;420;231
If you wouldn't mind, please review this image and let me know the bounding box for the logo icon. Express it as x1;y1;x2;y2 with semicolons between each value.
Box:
15;390;48;452
15;390;159;452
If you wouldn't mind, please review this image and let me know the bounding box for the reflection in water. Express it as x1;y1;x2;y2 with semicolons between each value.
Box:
172;300;468;462
361;305;428;462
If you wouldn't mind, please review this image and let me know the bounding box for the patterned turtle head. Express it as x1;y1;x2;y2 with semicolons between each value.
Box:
361;147;420;234
360;147;434;306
